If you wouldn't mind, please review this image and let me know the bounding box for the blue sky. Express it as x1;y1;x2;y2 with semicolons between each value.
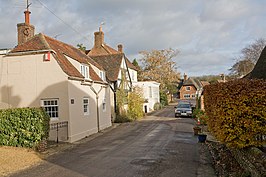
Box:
0;0;266;76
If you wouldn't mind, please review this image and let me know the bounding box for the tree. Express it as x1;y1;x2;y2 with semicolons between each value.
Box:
132;59;143;80
229;59;255;77
132;59;140;68
77;43;86;52
230;38;266;76
139;48;180;91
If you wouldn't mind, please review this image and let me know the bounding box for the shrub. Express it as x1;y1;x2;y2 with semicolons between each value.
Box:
0;107;50;149
160;91;168;106
154;102;162;110
114;110;132;123
204;79;266;148
127;87;144;120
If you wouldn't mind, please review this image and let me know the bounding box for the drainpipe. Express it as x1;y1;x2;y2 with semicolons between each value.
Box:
90;84;103;132
96;95;100;132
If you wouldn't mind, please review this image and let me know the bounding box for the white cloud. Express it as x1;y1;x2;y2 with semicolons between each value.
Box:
0;0;266;76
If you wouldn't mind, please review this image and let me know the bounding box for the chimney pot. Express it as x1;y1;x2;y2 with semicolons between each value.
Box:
24;10;31;24
184;73;188;81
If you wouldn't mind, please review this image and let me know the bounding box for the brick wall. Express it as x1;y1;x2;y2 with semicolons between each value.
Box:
180;85;197;99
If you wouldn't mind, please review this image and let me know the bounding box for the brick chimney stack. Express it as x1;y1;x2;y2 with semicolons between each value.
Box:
17;7;35;45
184;73;188;81
118;44;123;53
94;27;104;48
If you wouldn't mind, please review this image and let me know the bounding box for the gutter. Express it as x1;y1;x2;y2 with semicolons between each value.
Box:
5;49;56;56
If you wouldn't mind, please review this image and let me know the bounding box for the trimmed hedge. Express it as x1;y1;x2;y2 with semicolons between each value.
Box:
0;107;50;149
204;79;266;149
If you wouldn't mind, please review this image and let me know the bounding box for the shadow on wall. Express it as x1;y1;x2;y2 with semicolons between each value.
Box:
27;81;107;142
0;85;21;109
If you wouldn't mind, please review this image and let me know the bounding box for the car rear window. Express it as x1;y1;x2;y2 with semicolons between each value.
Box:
177;104;191;108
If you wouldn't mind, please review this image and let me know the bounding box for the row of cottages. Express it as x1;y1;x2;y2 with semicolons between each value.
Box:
0;9;160;142
0;9;112;142
86;27;160;115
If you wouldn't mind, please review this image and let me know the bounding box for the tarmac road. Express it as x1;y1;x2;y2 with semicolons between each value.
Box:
11;104;216;177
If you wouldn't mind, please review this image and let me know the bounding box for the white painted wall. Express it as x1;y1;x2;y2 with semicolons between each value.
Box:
0;52;112;143
0;53;69;117
128;68;138;83
67;81;111;142
133;81;160;113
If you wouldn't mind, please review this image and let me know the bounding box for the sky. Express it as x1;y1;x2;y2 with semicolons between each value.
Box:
0;0;266;77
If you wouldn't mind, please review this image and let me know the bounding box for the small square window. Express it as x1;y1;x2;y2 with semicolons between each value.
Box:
41;99;59;119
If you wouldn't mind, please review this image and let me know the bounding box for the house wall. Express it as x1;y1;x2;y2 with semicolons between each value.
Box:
0;53;71;141
0;53;112;143
117;57;131;90
180;85;197;100
133;81;160;113
67;81;111;142
128;68;138;83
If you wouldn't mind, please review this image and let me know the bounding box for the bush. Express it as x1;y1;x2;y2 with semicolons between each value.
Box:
0;107;50;149
127;87;144;120
154;102;162;110
160;91;168;106
204;79;266;148
114;110;132;123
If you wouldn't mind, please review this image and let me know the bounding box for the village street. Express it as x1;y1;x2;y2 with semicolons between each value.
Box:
10;105;215;177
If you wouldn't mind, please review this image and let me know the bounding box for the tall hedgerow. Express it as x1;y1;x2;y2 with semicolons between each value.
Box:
204;79;266;148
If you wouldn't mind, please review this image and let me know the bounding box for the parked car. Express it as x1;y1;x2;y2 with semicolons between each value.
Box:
174;103;193;117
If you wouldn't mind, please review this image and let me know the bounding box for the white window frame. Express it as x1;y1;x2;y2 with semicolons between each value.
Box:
184;94;190;98
132;71;135;81
99;71;106;81
83;97;89;115
41;99;59;120
186;86;191;91
149;86;152;98
102;97;106;112
80;64;89;79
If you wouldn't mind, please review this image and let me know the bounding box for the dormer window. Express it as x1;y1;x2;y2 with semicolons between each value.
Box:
81;65;89;79
99;71;106;81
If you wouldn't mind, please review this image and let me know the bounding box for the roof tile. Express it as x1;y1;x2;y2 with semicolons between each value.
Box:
10;33;103;82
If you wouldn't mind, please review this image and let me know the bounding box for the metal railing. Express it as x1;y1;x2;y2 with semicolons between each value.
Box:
49;121;68;143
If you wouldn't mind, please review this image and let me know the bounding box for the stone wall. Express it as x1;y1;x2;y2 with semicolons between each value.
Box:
230;147;266;177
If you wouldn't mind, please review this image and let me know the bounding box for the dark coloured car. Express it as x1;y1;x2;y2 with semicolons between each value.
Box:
174;103;192;117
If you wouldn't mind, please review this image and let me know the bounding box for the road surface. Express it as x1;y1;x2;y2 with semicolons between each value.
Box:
11;105;215;177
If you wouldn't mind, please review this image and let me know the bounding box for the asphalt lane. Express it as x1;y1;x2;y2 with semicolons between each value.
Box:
11;105;215;177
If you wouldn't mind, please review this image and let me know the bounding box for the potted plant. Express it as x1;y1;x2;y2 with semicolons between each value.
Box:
193;125;201;135
198;133;207;143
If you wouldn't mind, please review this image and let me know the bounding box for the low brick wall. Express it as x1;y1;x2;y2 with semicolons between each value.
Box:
230;147;266;177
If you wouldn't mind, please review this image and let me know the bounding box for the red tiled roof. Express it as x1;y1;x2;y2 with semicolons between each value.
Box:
10;33;103;82
90;53;123;82
89;44;119;56
125;57;138;71
88;43;137;71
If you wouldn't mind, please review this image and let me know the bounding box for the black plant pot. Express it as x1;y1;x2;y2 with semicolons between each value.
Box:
198;134;207;143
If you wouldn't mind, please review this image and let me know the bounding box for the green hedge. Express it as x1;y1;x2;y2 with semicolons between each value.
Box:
204;79;266;149
0;107;50;148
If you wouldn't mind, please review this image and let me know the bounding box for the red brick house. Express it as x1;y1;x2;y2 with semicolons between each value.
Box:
179;77;203;100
